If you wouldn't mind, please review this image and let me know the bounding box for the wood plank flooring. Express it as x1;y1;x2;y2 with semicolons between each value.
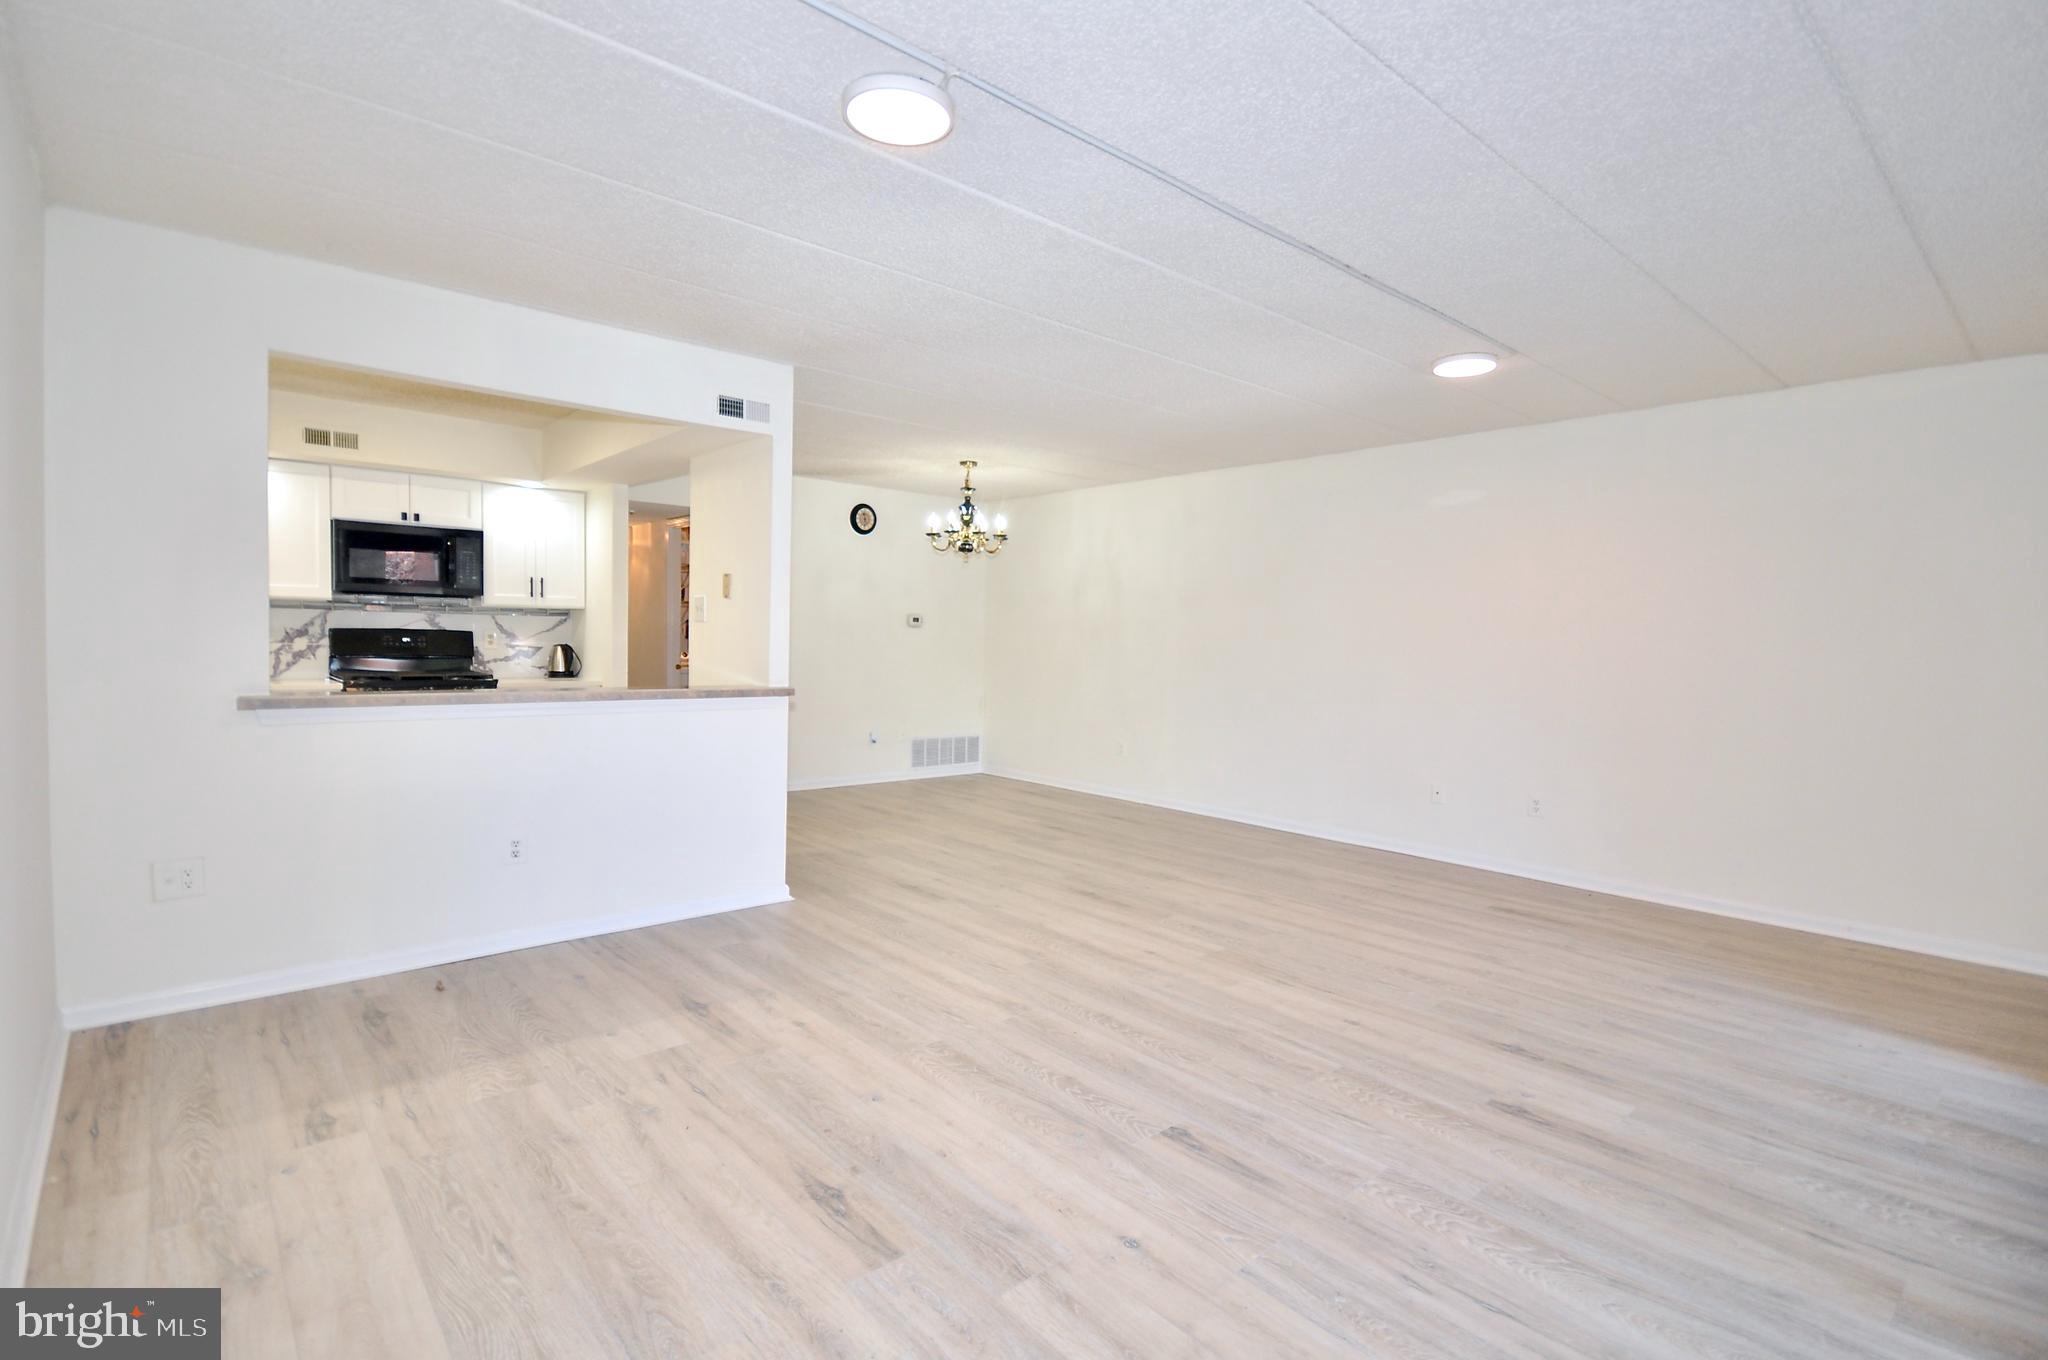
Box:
28;774;2048;1358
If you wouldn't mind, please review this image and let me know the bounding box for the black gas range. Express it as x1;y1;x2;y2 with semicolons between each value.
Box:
328;627;499;692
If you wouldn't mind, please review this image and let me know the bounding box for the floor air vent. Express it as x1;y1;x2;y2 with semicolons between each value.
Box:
911;735;980;770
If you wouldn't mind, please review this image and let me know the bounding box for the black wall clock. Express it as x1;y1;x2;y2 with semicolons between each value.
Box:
849;503;877;535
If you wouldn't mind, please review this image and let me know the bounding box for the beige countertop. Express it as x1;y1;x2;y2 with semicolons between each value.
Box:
239;684;792;711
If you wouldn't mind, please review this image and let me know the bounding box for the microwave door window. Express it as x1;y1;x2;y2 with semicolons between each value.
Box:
347;545;443;585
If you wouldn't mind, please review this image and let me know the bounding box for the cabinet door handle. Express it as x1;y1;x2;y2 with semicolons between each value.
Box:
540;577;546;597
529;576;535;598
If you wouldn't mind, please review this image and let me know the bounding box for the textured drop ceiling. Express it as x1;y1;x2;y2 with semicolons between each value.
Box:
3;0;2042;497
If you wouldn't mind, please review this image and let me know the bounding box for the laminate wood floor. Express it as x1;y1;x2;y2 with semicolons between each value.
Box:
29;775;2048;1358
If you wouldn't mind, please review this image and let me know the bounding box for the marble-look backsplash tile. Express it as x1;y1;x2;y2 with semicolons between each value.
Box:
269;605;578;684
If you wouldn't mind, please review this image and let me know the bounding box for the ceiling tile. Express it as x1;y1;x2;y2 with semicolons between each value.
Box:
1305;0;1976;385
840;0;1788;405
16;0;1439;428
7;0;2038;493
1799;0;2048;359
513;0;1619;431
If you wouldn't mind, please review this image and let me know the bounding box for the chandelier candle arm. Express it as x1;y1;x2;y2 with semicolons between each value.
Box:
926;460;1009;556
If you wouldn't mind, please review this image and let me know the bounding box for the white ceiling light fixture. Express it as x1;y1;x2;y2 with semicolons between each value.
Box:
1432;352;1499;378
842;72;955;147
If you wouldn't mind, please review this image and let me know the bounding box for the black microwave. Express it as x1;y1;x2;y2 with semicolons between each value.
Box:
332;520;485;599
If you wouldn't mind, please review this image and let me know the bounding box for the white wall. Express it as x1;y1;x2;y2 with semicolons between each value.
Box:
789;478;989;788
688;438;776;688
986;356;2048;972
267;389;544;481
541;414;677;482
631;473;690;508
43;211;794;1023
580;482;631;687
0;50;58;1288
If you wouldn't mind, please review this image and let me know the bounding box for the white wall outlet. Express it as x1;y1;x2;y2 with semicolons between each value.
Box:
1430;785;1447;805
509;838;526;865
1527;797;1544;818
906;612;924;628
151;858;205;901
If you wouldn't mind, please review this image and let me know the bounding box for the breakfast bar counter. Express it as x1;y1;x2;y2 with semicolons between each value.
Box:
238;684;792;711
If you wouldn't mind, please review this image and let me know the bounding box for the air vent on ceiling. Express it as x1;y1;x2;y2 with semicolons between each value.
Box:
911;735;981;770
331;430;359;450
302;427;332;446
717;395;772;423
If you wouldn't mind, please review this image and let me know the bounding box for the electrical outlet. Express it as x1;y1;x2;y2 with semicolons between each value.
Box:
1527;798;1544;818
151;858;205;901
509;838;526;865
1430;785;1447;805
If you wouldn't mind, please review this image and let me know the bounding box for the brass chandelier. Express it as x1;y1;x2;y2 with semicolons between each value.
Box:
925;460;1008;555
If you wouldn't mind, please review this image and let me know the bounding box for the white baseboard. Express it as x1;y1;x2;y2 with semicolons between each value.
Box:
983;767;2048;979
3;1020;67;1287
789;764;983;792
60;884;793;1031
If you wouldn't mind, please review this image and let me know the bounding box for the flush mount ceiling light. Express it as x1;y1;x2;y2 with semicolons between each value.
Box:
1432;352;1499;378
843;72;954;146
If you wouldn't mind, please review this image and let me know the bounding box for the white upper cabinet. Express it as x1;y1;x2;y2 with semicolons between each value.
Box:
532;488;586;608
276;462;580;609
329;465;410;524
407;473;485;530
267;460;332;600
331;465;483;529
481;484;585;608
482;483;539;607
